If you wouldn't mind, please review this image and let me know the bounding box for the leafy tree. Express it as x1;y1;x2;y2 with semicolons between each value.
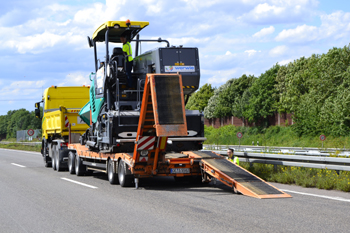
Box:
204;81;232;118
276;45;350;136
29;108;42;130
232;89;251;123
243;64;280;124
204;74;256;119
0;115;7;137
186;84;215;112
6;109;31;138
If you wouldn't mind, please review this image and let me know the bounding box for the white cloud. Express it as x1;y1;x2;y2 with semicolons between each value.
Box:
275;11;350;44
73;3;106;27
245;49;260;56
11;32;66;54
0;80;46;107
59;72;90;86
239;0;319;24
204;68;239;85
275;24;318;43
269;45;288;56
253;26;275;38
10;80;45;88
278;59;293;65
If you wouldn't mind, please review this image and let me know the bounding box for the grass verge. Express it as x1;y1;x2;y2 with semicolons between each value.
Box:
0;143;41;152
240;162;350;192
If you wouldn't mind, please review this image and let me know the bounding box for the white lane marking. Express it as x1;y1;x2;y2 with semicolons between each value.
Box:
280;189;350;203
11;163;26;168
61;178;98;189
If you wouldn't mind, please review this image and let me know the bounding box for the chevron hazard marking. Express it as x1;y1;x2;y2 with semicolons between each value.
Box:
139;156;148;162
65;115;69;127
137;136;155;150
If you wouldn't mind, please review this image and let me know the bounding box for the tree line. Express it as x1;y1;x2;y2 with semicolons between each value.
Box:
186;44;350;137
0;108;42;139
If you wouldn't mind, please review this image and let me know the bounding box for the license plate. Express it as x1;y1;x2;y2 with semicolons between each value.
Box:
170;168;190;174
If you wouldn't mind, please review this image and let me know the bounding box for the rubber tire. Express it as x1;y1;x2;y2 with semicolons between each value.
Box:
43;141;52;167
108;159;119;185
56;149;63;172
68;151;76;174
44;158;52;168
75;155;86;176
118;160;133;187
52;145;57;171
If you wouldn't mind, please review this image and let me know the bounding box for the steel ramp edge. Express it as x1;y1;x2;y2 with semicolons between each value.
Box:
183;151;292;199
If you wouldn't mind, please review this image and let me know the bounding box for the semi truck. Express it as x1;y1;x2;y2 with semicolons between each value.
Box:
35;86;90;171
37;20;291;199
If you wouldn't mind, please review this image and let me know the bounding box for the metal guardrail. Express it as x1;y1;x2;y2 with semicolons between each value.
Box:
204;144;350;157
212;150;350;171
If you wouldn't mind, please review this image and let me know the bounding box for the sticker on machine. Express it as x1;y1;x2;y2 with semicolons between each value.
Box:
165;66;195;72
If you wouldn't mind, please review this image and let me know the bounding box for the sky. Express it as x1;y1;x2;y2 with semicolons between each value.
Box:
1;0;350;115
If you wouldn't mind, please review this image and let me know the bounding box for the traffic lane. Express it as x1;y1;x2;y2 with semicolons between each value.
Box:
1;150;218;232
271;181;350;201
114;176;350;232
1;149;241;232
0;148;41;168
1;148;350;232
55;172;350;232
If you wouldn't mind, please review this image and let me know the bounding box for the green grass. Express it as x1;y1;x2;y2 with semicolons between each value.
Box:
0;143;41;152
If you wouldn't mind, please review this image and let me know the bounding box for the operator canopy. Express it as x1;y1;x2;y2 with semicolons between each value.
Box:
92;20;149;43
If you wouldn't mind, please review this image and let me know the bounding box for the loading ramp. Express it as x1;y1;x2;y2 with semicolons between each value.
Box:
183;151;291;199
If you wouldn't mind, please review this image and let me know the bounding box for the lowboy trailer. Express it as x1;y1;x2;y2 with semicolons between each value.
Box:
39;20;291;198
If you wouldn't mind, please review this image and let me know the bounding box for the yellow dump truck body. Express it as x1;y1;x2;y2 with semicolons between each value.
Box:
42;86;90;140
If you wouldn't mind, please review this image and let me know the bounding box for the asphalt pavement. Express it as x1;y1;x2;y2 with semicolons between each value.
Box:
1;148;350;233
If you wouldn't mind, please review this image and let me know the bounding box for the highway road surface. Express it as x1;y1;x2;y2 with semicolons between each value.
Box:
1;148;350;233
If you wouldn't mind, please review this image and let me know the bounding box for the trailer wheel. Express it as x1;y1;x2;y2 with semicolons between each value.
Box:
68;151;76;174
43;141;52;167
44;142;52;168
75;155;86;176
107;159;119;185
56;149;63;172
52;145;57;171
44;157;52;168
118;160;133;187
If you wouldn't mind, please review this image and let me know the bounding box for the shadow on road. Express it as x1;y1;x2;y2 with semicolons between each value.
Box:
90;171;238;195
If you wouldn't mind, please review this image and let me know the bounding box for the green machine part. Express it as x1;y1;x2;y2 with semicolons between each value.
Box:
79;102;91;125
79;74;104;125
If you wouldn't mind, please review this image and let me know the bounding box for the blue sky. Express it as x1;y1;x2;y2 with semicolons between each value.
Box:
1;0;350;114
